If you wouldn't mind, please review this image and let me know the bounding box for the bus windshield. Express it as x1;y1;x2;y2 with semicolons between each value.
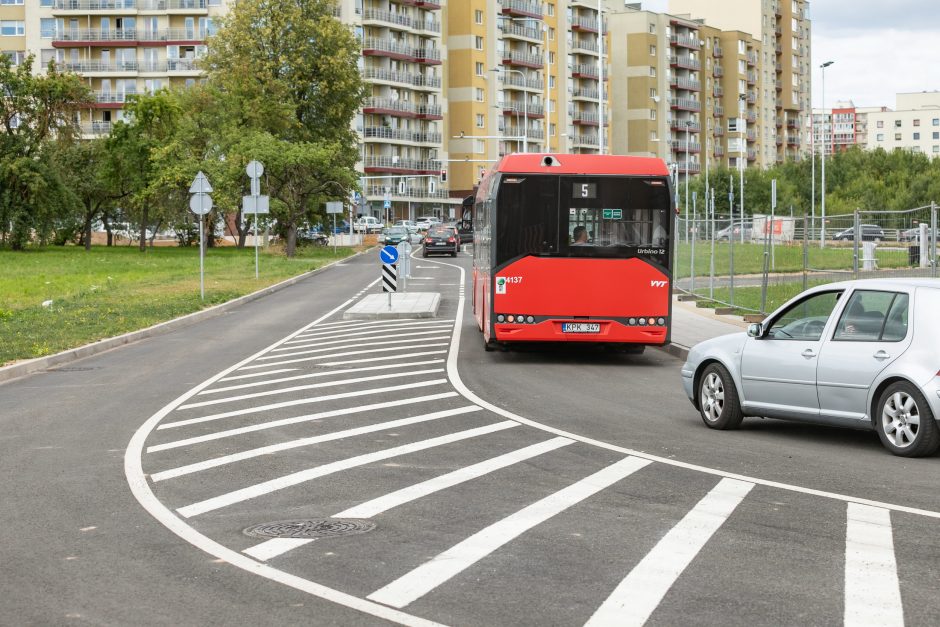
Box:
494;175;671;267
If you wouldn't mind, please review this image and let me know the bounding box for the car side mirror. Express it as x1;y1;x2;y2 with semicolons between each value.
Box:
747;323;763;338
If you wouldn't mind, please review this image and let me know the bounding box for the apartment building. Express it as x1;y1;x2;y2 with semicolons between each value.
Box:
669;0;811;165
863;92;940;158
1;0;27;71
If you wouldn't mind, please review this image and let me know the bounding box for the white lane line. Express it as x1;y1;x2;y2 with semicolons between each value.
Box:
244;538;316;561
218;368;298;382
238;343;451;370
276;328;454;351
844;504;903;627
320;351;447;367
147;392;459;452
178;369;445;410
158;380;449;430
201;360;446;395
176;421;519;518
336;437;574;519
408;277;435;281
151;406;483;482
290;320;454;342
429;256;940;521
584;478;754;627
367;456;651;609
260;335;451;360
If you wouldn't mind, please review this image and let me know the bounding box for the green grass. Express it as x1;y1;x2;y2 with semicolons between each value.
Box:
690;281;834;315
0;244;356;365
675;242;914;280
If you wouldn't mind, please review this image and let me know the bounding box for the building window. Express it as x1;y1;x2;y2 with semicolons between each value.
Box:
474;36;483;50
650;109;656;120
737;40;746;54
649;23;656;34
933;132;939;140
475;62;484;76
549;51;555;64
475;10;483;24
39;0;53;5
933;118;940;126
550;123;556;136
474;139;485;153
895;133;902;140
40;18;56;38
475;87;484;102
547;3;554;16
3;50;25;65
649;88;657;98
912;146;921;152
649;44;656;56
876;133;884;141
877;120;884;128
649;66;656;77
914;119;920;126
476;114;484;128
913;132;920;140
933;145;939;153
0;0;24;5
0;21;25;36
549;76;554;88
895;119;902;127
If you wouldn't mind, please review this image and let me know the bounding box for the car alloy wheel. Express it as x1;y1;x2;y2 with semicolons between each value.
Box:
697;363;744;430
701;372;724;422
876;382;940;457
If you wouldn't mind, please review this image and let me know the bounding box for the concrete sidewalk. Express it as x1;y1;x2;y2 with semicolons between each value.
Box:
665;296;747;360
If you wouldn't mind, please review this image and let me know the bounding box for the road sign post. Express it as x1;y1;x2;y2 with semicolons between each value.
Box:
380;245;399;309
326;201;343;254
188;171;214;300
245;160;268;279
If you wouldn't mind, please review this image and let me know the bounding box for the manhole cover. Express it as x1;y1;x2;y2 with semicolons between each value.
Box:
243;518;375;539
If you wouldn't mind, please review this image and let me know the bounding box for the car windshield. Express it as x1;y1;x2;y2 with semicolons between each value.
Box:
387;228;407;236
428;227;450;236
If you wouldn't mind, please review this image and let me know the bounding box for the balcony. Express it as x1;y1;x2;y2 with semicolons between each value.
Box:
747;150;757;161
713;65;724;77
573;111;601;126
669;119;700;132
671;140;702;153
775;136;784;145
776;117;784;127
669;98;701;112
670;34;700;50
501;73;543;91
501;22;542;42
775;80;782;91
416;103;442;119
52;0;137;11
362;37;418;61
501;102;544;118
571;17;599;33
746;72;757;86
746;129;757;142
502;0;542;19
139;29;208;42
713;85;723;97
713;105;724;117
786;118;799;129
53;28;137;46
713;146;725;157
81;121;113;135
569;134;598;147
713;46;723;58
363;156;442;174
713;126;725;136
414;48;442;65
362;68;441;90
362;9;441;33
669;56;701;71
746;51;757;66
362;97;417;118
571;87;599;100
57;60;138;73
572;64;599;79
366;185;451;200
362;127;442;145
676;162;701;174
746;111;757;123
140;0;209;9
93;90;138;107
166;58;200;72
570;39;599;54
672;77;701;92
388;0;444;8
504;126;545;140
502;50;543;69
746;90;757;104
786;135;800;145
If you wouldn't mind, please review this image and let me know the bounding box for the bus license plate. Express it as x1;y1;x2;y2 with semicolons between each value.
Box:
562;323;600;333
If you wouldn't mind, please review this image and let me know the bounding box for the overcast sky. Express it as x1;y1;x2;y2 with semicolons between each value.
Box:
642;0;940;109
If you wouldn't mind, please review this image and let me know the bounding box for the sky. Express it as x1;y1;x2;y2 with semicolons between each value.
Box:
641;0;940;110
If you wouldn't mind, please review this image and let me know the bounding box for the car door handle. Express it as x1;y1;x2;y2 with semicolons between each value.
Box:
801;349;816;359
873;350;891;360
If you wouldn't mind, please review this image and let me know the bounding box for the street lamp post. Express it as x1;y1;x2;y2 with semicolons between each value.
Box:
494;67;528;153
820;60;834;248
685;120;691;242
598;0;605;154
738;94;746;244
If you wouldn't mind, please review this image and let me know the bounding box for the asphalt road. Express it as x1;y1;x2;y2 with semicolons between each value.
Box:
2;250;939;626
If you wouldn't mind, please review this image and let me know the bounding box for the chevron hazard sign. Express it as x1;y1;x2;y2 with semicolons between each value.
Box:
382;263;398;292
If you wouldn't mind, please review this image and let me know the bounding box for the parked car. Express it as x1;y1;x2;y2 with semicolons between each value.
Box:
681;279;940;456
378;226;412;246
832;224;885;242
716;222;753;241
899;226;937;242
422;225;459;257
415;216;441;231
353;216;383;233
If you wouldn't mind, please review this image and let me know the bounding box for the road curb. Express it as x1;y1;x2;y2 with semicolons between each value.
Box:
655;343;690;361
0;248;371;386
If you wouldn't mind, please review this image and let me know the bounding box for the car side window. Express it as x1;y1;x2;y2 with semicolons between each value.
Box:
834;291;908;342
766;291;841;341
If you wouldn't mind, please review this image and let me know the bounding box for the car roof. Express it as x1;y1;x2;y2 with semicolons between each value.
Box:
806;278;940;292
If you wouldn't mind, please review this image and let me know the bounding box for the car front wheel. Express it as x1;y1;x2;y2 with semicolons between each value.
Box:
697;363;744;430
875;383;939;457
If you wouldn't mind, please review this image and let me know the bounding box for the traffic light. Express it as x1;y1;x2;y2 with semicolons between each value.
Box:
440;169;447;183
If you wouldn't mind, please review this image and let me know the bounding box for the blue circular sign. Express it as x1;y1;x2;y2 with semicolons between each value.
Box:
380;245;399;265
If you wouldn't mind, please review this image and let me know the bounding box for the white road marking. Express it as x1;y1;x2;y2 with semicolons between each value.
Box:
238;343;451;370
585;478;753;627
260;335;450;360
276;328;454;352
151;406;483;482
290;320;454;342
147;392;459;452
243;538;316;561
176;421;519;518
844;504;903;627
201;360;446;394
218;368;298;382
367;456;651;609
320;351;447;367
178;369;445;409
336;437;574;519
407;277;435;280
158;380;449;430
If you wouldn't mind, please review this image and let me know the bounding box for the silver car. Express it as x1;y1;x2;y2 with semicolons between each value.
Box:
681;279;940;457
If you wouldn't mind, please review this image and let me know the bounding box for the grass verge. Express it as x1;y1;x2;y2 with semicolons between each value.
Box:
0;244;356;365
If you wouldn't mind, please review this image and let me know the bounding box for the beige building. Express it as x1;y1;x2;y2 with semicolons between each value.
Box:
863;92;940;158
1;0;27;70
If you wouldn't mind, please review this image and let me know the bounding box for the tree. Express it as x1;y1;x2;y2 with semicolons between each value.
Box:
230;132;356;257
0;55;91;249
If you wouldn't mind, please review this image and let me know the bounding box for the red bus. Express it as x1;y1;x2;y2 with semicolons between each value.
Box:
472;153;675;352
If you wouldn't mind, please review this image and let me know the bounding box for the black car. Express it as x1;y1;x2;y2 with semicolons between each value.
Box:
422;226;458;257
832;224;885;242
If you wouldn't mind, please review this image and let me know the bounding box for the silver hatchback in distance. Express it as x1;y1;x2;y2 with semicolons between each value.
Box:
681;279;940;457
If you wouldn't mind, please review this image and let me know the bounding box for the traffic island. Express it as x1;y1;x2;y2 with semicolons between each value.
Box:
343;292;441;320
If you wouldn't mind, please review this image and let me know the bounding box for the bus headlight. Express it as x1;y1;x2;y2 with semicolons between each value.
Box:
497;314;505;323
526;316;535;323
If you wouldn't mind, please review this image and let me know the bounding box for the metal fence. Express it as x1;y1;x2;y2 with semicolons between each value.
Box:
675;203;938;316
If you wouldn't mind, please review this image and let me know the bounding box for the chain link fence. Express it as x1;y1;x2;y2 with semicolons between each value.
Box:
675;203;938;317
